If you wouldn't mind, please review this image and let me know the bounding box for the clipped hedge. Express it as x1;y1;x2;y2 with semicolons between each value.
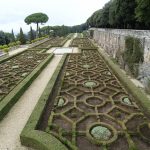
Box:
0;53;54;121
20;54;68;150
0;49;26;64
98;48;150;116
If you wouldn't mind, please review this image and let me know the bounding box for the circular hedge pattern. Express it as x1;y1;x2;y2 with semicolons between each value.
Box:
57;98;66;107
91;125;112;140
83;64;91;69
84;81;97;88
122;97;132;105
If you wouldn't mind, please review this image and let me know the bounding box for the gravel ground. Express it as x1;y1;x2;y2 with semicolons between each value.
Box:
9;46;28;56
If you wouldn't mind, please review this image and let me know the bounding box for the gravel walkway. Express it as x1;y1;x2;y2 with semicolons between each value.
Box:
0;54;63;150
9;46;28;56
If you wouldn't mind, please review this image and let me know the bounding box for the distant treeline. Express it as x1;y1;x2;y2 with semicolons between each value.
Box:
86;0;150;30
40;24;87;37
0;24;87;45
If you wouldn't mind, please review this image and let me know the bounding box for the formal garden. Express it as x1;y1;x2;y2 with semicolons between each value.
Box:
19;37;150;150
0;0;150;149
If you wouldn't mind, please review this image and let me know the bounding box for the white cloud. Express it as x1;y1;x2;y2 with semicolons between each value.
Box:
0;0;109;33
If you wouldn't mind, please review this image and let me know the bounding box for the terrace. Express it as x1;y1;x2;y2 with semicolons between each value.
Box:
0;34;150;150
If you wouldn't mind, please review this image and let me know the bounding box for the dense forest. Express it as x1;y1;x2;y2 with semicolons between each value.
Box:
86;0;150;30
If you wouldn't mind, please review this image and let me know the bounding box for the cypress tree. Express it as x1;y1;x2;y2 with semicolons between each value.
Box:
38;27;42;38
11;29;16;42
19;28;26;44
29;26;34;41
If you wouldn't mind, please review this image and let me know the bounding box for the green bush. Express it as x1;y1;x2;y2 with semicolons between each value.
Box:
26;41;30;44
123;36;143;77
31;37;46;43
8;42;16;47
3;48;9;53
0;45;3;49
16;41;21;45
2;45;8;49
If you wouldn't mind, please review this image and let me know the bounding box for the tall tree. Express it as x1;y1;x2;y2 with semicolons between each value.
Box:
11;29;16;42
29;26;35;41
38;27;42;37
24;13;49;37
19;28;26;44
0;31;6;45
116;0;136;29
136;0;150;27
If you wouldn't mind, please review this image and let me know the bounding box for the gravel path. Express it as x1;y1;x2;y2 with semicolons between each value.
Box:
0;54;63;150
9;46;28;56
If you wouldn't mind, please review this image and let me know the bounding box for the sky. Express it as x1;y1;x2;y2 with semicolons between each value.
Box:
0;0;109;34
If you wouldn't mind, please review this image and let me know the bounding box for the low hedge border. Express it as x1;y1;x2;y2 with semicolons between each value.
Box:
0;53;54;121
97;48;150;116
20;54;68;150
0;50;27;64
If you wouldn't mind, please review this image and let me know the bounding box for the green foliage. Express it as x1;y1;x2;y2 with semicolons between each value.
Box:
8;42;16;47
31;37;46;43
25;13;49;25
19;28;26;44
91;126;111;140
11;29;16;42
38;27;42;38
1;45;8;49
16;41;21;45
136;0;150;26
25;12;49;37
86;0;150;29
29;26;35;41
123;36;143;76
0;31;15;45
3;48;9;53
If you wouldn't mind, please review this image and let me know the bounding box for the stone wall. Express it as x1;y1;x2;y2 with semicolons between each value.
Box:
92;28;150;87
92;28;150;62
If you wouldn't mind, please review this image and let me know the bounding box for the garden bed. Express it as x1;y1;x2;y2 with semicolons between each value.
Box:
70;38;97;50
0;50;54;120
21;48;150;150
32;37;67;50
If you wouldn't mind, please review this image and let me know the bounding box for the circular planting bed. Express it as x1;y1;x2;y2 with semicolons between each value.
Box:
87;123;117;145
122;97;132;106
85;97;104;107
83;64;91;69
84;81;97;88
57;97;67;107
91;125;111;140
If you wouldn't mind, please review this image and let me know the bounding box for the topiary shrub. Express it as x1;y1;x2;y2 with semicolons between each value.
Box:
123;36;143;77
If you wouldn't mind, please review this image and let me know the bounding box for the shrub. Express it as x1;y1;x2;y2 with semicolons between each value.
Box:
0;45;3;49
3;48;9;53
26;41;30;44
16;41;21;45
8;42;16;47
123;36;143;77
2;45;8;49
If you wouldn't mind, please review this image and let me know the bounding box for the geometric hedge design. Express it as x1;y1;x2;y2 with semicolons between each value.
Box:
0;50;49;101
46;50;150;150
34;37;66;49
